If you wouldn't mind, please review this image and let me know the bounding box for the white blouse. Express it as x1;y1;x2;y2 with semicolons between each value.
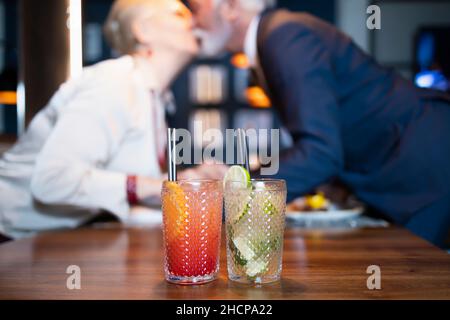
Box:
0;56;171;238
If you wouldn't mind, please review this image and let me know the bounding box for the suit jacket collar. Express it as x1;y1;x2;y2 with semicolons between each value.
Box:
243;15;262;68
254;9;281;102
256;8;278;58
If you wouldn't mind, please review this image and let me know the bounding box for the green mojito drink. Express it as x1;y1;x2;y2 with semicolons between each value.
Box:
224;167;287;284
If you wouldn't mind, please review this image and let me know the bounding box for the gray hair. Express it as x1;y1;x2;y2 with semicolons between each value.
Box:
214;0;277;13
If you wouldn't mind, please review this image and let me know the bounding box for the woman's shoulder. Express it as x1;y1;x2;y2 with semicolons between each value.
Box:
51;56;138;118
81;55;135;87
74;56;138;106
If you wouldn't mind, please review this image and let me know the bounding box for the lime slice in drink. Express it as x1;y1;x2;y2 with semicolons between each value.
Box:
223;165;251;189
245;260;269;277
233;236;256;261
223;166;252;224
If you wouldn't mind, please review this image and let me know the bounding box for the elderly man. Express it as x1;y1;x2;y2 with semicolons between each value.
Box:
189;0;450;247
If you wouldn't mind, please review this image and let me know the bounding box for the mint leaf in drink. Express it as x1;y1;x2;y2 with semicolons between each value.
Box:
253;236;283;260
234;201;250;224
263;198;278;216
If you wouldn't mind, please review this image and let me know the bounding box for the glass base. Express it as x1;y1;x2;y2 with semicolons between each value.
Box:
165;273;217;285
228;273;280;285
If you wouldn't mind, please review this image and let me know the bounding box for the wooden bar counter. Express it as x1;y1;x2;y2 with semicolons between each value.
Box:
0;225;449;299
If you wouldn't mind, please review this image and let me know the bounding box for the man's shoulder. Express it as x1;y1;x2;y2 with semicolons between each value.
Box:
259;9;343;46
261;10;327;35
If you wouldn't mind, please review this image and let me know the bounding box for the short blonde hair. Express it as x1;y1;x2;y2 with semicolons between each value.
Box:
104;0;176;55
104;0;142;55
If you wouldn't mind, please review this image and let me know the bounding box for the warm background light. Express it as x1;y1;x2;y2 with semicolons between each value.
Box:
231;53;250;69
246;86;271;108
0;91;17;105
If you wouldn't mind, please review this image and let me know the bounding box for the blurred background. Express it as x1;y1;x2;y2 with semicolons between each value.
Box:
0;0;449;160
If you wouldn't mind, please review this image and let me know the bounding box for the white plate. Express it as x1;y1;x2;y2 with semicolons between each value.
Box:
286;207;364;223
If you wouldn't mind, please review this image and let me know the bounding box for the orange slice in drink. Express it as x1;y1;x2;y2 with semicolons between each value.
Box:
163;182;189;243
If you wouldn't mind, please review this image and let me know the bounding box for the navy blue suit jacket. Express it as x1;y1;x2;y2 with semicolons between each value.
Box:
257;10;450;225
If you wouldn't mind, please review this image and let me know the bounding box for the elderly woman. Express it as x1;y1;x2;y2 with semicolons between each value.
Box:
0;0;220;240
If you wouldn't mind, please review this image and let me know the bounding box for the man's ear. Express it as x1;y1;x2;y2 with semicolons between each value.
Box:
220;0;240;22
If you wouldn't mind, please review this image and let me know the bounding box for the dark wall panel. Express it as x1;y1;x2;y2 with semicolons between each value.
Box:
19;0;70;126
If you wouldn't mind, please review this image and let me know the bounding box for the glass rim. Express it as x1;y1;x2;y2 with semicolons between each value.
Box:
163;179;222;183
225;178;286;183
224;179;286;190
162;179;223;189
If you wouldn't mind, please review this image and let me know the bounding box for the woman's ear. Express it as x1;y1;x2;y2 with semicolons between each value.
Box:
131;17;153;46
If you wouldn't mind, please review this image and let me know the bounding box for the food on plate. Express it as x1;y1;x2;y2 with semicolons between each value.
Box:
286;192;330;212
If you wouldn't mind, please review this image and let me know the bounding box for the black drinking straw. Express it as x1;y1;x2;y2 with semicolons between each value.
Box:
167;128;177;181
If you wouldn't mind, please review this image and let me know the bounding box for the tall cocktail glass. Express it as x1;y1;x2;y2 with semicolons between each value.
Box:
224;179;286;284
162;180;223;285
